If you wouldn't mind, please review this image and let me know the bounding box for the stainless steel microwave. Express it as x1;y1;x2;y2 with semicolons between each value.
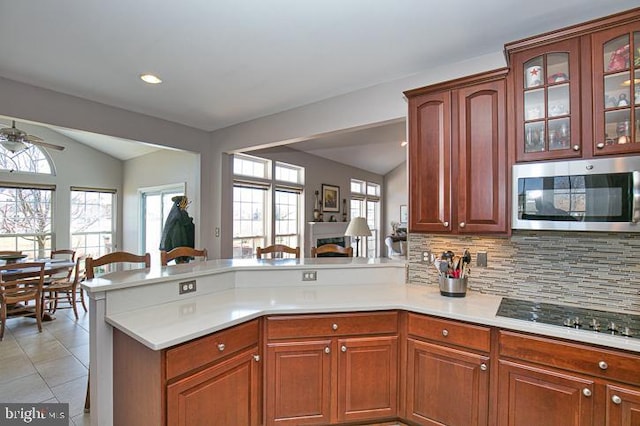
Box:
512;157;640;232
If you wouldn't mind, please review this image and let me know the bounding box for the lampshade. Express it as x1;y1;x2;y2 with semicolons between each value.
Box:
345;217;372;237
0;139;27;154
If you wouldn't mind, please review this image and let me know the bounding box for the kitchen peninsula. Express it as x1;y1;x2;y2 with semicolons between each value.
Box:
83;259;640;426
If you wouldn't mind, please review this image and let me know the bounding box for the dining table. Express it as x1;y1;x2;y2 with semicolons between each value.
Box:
0;258;77;321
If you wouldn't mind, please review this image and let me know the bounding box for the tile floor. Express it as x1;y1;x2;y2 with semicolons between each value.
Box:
0;307;90;425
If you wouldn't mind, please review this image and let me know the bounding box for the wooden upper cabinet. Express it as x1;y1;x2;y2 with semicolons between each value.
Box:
509;38;583;162
405;69;508;235
591;21;640;156
407;90;452;233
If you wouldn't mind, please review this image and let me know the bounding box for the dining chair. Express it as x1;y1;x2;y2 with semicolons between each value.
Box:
256;244;300;259
47;249;77;281
43;255;87;319
0;262;46;340
160;247;208;266
85;251;151;279
310;244;353;257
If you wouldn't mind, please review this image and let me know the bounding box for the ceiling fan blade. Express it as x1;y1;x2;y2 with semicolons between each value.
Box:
25;134;44;143
28;140;65;151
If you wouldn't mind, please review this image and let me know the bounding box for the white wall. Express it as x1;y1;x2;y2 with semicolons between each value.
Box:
384;161;408;237
0;121;123;252
122;149;201;256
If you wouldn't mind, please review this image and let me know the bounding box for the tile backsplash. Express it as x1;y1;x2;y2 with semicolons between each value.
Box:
408;231;640;313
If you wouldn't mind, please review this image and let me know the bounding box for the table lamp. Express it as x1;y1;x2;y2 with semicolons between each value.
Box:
345;217;371;257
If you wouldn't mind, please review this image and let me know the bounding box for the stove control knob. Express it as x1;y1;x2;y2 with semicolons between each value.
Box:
598;360;608;370
622;326;632;337
574;317;582;326
563;318;574;327
608;322;618;332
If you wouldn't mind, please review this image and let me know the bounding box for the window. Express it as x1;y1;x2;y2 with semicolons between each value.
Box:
350;179;380;257
233;155;304;258
0;145;53;175
71;188;116;258
0;185;54;259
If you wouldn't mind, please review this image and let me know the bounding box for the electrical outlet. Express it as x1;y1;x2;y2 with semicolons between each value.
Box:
477;251;488;267
302;271;317;281
422;251;431;263
179;280;197;294
215;227;220;237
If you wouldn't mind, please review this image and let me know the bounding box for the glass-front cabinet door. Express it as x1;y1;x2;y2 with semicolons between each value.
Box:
513;38;581;162
593;23;640;156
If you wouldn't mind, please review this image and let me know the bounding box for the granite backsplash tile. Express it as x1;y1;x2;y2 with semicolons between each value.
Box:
408;231;640;313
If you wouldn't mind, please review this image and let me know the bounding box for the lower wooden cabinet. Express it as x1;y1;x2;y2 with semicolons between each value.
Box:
406;339;490;426
497;359;594;426
498;330;640;426
405;313;491;426
166;346;260;426
265;312;399;425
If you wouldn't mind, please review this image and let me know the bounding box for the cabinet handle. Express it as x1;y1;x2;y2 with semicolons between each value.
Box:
612;395;622;405
217;343;225;352
442;329;449;337
596;142;605;149
582;388;592;397
324;347;331;354
253;355;260;362
332;323;338;331
341;345;347;352
572;145;580;151
443;221;449;228
480;363;487;371
459;222;466;228
598;360;608;370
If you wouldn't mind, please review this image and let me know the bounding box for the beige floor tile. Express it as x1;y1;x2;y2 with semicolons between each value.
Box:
0;352;36;384
35;354;88;388
67;343;89;368
18;333;72;364
0;373;54;403
0;338;24;360
51;374;89;418
71;411;91;426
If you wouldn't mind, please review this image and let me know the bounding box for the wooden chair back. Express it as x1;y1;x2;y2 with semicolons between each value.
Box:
86;252;151;279
160;247;208;266
310;244;353;258
256;244;300;259
0;262;46;339
50;249;77;280
44;256;87;319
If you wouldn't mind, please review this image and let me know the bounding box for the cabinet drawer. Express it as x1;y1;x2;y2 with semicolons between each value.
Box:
407;313;491;353
267;311;398;340
499;330;640;385
166;319;259;380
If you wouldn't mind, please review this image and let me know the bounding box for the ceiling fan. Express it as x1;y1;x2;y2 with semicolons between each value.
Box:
0;121;65;153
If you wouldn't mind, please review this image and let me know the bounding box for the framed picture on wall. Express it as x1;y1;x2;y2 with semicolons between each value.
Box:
322;184;340;212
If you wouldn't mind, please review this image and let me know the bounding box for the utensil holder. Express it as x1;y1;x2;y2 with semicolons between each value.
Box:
439;276;468;297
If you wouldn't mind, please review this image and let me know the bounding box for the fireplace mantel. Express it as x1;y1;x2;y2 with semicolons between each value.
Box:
307;221;350;256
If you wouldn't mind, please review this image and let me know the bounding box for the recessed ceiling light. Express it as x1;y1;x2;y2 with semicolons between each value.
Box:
140;74;162;84
400;140;408;147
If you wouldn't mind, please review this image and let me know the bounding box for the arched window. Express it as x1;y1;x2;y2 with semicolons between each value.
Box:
0;145;54;175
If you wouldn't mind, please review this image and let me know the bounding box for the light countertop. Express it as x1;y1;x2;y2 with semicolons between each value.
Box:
106;282;640;353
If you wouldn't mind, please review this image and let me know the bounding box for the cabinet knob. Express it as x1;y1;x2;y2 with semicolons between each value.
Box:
480;363;487;371
459;222;466;228
253;355;260;362
596;142;605;149
443;221;449;228
572;145;580;151
582;388;592;397
341;345;347;352
332;323;338;331
217;343;225;352
612;395;622;405
324;347;331;354
598;360;608;370
442;329;449;337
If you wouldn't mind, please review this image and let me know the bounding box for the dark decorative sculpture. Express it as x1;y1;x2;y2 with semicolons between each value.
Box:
159;196;195;263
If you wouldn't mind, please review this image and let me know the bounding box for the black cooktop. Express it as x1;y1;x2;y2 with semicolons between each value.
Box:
496;297;640;338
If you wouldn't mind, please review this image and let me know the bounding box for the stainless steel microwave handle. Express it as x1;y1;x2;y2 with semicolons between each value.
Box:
633;171;640;223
